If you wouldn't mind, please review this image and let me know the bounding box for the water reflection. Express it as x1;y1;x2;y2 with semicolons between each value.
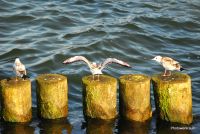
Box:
118;118;150;134
1;122;34;134
156;119;192;134
85;118;115;134
38;118;72;134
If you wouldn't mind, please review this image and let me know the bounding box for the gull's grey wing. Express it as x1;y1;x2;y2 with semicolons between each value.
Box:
63;56;92;68
162;57;179;65
100;58;130;70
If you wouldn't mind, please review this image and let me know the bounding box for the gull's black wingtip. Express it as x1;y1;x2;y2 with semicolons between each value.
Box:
126;63;133;68
127;65;132;68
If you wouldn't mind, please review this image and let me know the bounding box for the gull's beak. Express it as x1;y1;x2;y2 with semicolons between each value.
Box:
151;57;156;60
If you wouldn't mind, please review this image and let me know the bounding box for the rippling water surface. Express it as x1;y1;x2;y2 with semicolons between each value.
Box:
0;0;200;133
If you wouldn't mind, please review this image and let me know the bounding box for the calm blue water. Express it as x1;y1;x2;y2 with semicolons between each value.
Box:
0;0;200;133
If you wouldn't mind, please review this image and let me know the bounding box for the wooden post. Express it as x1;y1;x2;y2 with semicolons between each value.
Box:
82;75;117;120
0;78;32;122
152;73;193;124
36;74;68;119
119;74;152;122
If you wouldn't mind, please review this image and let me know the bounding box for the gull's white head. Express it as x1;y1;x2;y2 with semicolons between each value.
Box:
152;56;162;63
15;58;21;65
92;62;98;68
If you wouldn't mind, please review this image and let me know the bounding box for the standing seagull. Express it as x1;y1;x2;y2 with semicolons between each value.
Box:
13;58;28;81
63;56;131;80
152;56;184;76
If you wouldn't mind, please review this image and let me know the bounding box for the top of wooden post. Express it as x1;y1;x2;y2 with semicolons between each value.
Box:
1;78;30;87
82;75;117;84
152;73;190;83
120;74;150;83
36;74;66;84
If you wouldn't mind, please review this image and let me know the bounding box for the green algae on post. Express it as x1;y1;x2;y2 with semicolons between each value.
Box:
0;78;32;122
82;75;117;120
36;74;68;119
152;73;193;124
119;74;152;122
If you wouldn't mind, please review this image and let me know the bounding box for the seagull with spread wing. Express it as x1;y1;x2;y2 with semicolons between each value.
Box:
152;56;185;76
63;56;131;80
13;58;29;81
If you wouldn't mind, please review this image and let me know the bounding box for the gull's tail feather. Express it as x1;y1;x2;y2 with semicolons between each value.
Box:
22;74;30;79
180;67;186;71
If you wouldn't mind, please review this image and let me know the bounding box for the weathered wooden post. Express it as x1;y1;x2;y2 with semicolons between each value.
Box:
119;74;152;122
152;73;192;124
36;74;68;119
82;75;117;120
0;78;32;122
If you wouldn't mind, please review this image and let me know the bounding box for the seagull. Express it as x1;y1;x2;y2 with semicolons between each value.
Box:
152;56;184;76
63;56;131;80
13;58;29;81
